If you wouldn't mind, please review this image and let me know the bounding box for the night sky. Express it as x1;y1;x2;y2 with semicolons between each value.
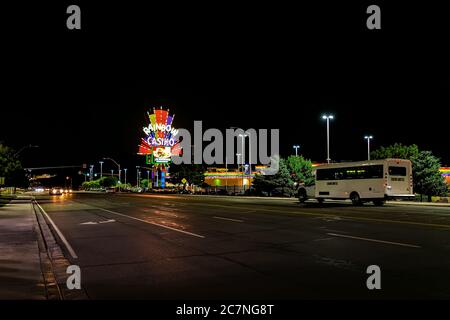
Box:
2;2;449;175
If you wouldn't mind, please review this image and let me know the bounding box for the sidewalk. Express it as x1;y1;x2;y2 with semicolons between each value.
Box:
0;200;46;299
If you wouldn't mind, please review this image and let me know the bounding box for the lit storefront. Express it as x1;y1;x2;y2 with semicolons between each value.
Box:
204;168;256;192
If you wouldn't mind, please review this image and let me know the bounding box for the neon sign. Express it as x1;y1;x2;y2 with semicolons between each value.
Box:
137;107;181;164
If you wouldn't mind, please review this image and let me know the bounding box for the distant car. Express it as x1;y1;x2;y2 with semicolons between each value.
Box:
50;187;63;195
49;187;72;195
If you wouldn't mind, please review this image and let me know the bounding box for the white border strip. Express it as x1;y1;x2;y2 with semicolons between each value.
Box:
98;208;205;238
213;216;244;223
35;201;79;259
327;233;421;248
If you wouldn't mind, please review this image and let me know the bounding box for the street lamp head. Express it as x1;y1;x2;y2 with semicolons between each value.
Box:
322;114;334;120
365;135;374;140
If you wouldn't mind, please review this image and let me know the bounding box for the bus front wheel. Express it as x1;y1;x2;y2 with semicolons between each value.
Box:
350;192;362;206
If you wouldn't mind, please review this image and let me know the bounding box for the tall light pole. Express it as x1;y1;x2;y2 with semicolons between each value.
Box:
104;157;121;191
124;168;127;186
365;135;373;160
322;114;334;163
236;153;242;191
89;165;94;181
293;145;300;156
99;161;104;178
245;131;252;176
238;133;248;191
136;166;140;188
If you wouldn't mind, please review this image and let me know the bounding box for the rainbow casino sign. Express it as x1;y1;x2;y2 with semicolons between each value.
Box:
137;107;182;187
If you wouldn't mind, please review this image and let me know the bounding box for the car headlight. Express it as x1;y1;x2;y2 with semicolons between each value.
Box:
60;189;64;193
69;189;73;193
52;189;57;194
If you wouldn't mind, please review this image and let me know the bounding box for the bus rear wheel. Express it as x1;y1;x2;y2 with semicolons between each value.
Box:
373;199;385;206
350;192;362;206
298;189;308;203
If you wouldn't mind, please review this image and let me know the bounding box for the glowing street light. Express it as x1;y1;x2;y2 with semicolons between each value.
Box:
293;145;300;156
364;135;374;160
322;114;334;163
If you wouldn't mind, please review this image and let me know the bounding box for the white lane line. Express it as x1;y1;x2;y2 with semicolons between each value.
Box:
35;201;79;259
97;208;205;239
326;233;421;248
213;216;244;223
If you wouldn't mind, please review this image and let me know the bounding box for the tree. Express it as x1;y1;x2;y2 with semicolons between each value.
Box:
371;143;447;200
252;157;295;196
98;176;118;188
170;164;206;187
140;179;150;188
411;151;447;201
0;144;28;188
285;155;314;186
370;143;419;160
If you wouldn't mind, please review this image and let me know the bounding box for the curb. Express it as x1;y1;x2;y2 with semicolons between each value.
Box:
32;200;89;300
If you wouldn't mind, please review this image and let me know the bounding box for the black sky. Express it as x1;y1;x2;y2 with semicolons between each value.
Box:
1;1;449;173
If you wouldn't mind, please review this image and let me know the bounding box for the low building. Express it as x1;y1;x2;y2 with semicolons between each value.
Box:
204;167;257;193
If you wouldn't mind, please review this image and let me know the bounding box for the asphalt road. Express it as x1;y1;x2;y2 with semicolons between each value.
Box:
36;193;450;299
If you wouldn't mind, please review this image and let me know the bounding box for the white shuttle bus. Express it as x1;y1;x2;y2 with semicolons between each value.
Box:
297;159;414;206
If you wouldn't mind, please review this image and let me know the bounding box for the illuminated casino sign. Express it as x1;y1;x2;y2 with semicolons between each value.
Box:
138;107;182;165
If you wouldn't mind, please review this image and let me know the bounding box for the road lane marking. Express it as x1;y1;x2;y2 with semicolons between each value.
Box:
189;203;450;229
97;208;205;238
35;201;79;259
326;233;421;248
213;216;244;223
80;219;116;225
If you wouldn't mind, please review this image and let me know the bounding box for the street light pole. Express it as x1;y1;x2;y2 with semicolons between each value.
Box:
293;145;300;156
238;133;248;191
104;157;121;191
365;136;373;160
236;153;242;192
124;168;127;186
99;161;104;178
136;166;140;188
245;131;252;176
322;115;334;163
